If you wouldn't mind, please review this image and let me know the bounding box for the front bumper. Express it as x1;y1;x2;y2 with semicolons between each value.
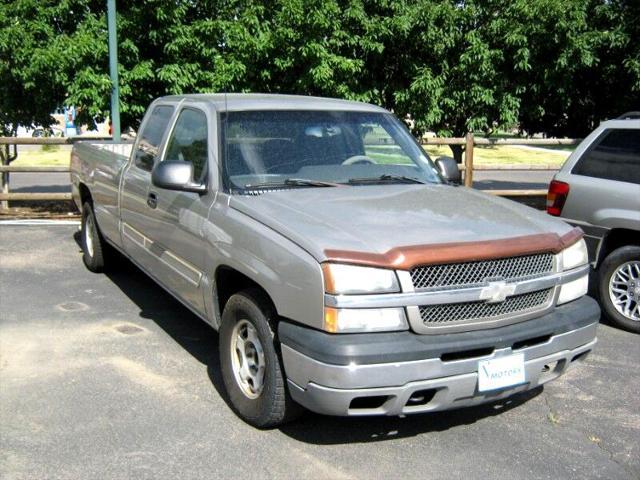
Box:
279;296;600;416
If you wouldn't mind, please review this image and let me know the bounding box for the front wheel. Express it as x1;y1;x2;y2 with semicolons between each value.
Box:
598;246;640;333
219;289;302;428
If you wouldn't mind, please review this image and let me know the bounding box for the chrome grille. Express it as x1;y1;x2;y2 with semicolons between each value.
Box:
410;253;554;290
419;288;553;326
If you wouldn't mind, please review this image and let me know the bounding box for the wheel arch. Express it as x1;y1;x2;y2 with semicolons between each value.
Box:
213;265;279;327
78;183;92;212
596;228;640;268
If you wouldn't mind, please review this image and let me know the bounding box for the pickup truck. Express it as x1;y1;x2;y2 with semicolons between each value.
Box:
71;94;600;427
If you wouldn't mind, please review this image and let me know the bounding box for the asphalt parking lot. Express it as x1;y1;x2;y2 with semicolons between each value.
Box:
1;224;638;480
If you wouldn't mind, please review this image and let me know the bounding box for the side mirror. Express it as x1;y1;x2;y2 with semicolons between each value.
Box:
151;161;207;194
435;156;461;184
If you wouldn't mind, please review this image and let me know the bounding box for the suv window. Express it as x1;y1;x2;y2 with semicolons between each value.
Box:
164;108;208;182
134;105;175;171
573;128;640;184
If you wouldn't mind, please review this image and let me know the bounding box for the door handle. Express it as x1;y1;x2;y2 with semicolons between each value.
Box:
147;192;158;209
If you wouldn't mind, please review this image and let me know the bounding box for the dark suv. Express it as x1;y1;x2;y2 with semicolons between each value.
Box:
547;113;640;333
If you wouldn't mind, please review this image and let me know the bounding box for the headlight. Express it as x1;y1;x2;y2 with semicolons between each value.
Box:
557;238;589;304
558;275;589;305
560;238;588;271
323;307;408;333
322;263;400;294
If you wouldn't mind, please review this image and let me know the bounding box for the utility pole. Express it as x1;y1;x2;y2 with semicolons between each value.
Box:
107;0;121;141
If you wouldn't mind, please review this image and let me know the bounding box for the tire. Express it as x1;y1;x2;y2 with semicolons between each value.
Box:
597;245;640;333
81;201;106;273
219;288;302;428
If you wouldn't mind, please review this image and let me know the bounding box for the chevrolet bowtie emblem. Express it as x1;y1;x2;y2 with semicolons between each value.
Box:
480;280;517;303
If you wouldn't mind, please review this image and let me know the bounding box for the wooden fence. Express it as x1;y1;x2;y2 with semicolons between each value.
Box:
0;134;581;211
0;136;110;209
421;133;580;195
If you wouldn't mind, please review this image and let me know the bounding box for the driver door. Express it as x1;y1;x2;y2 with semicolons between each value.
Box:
144;107;212;313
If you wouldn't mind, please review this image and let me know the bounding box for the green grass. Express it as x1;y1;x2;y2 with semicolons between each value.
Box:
12;146;71;166
11;142;572;168
365;145;413;164
422;144;571;166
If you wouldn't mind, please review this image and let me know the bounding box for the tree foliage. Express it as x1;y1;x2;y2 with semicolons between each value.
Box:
1;0;638;139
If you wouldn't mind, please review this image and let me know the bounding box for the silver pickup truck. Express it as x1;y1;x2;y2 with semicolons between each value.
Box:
71;94;600;427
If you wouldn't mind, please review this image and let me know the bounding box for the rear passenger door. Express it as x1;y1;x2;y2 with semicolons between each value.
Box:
568;128;640;229
120;103;176;277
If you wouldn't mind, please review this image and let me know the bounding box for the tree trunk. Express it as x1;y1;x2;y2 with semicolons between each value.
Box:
449;144;464;163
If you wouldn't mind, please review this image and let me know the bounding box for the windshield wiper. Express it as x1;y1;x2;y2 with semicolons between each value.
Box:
243;178;337;189
346;174;427;185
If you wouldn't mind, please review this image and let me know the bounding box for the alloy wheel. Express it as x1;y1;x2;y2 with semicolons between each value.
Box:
609;260;640;321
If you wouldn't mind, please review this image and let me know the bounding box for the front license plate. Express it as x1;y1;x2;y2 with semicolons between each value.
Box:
478;354;525;392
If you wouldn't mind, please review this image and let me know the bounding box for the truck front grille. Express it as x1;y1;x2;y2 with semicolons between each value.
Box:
410;253;554;290
419;288;553;326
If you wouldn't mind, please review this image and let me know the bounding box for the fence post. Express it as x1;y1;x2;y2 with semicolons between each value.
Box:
464;132;474;188
1;145;8;210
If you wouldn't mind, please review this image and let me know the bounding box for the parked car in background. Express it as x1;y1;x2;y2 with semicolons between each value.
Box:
31;127;52;138
30;126;64;137
547;113;640;333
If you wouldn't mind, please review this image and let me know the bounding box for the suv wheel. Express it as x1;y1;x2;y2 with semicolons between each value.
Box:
219;288;302;428
598;246;640;333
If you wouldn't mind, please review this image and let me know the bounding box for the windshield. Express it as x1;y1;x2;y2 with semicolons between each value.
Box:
220;110;442;191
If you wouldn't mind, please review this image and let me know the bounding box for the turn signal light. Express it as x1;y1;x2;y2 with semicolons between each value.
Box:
547;180;570;216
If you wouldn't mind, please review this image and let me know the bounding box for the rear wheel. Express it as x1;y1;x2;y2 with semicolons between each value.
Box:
81;202;107;273
219;289;302;428
598;246;640;333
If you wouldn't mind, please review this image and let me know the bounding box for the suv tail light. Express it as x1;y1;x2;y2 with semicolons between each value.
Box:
547;180;570;216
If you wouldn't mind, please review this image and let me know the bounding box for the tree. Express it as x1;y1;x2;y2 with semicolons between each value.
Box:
1;0;638;147
0;0;75;136
507;0;640;136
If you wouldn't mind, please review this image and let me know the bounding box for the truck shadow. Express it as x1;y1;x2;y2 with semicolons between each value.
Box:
72;231;222;370
279;386;542;444
78;233;546;444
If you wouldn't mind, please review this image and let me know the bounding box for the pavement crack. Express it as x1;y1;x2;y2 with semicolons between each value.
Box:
542;390;560;425
590;436;638;478
542;390;638;478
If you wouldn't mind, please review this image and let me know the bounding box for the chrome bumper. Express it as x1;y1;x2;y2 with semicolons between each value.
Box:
283;322;597;416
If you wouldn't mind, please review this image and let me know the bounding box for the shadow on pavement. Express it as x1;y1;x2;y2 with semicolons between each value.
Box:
278;387;542;444
73;231;545;443
106;258;218;366
73;230;229;402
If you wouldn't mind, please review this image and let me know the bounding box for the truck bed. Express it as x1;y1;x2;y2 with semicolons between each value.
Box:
70;141;134;247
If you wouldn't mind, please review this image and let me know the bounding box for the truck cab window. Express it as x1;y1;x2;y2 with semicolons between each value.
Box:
222;110;440;189
165;108;208;183
362;122;414;165
134;105;175;171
